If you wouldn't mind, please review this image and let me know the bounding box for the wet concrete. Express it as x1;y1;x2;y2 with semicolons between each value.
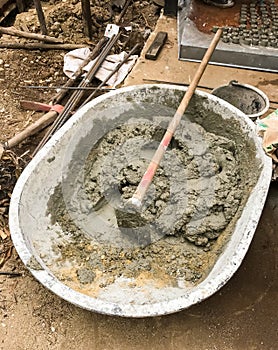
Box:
47;116;248;288
64;182;278;349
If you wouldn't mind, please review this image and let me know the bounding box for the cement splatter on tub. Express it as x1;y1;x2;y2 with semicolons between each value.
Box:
47;117;245;292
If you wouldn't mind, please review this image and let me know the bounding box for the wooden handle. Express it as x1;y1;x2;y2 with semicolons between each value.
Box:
129;28;223;208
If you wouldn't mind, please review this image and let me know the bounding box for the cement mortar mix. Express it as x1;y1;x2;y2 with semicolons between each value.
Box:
48;119;243;286
46;90;258;294
10;85;271;316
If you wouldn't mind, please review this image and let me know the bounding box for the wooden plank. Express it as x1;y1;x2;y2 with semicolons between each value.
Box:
145;31;168;60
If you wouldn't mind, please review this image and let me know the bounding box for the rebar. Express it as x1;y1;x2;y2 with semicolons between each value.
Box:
52;37;108;104
80;43;140;107
32;32;121;156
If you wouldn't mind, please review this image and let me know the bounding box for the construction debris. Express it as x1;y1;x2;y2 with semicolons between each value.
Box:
0;26;63;43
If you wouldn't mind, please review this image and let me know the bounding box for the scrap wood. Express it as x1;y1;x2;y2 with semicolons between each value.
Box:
0;42;86;50
0;26;63;43
3;109;59;150
33;0;47;35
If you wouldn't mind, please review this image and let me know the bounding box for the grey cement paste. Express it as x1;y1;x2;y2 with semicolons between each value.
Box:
47;114;250;289
212;83;268;116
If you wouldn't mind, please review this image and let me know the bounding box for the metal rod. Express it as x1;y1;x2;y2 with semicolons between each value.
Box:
0;271;22;277
33;0;47;35
32;32;121;156
51;37;108;104
81;43;139;107
22;85;115;90
54;33;120;130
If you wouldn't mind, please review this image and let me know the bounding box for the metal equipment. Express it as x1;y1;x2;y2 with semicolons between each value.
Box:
178;0;278;72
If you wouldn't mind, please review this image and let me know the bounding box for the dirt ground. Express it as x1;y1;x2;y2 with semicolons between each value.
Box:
0;1;278;349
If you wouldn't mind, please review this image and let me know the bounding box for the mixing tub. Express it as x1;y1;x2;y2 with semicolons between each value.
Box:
9;85;272;317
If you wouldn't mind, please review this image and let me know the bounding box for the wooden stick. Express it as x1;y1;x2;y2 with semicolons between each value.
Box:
4;110;58;149
128;28;223;208
0;26;63;43
116;0;132;24
0;42;86;50
81;0;93;40
33;0;47;35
